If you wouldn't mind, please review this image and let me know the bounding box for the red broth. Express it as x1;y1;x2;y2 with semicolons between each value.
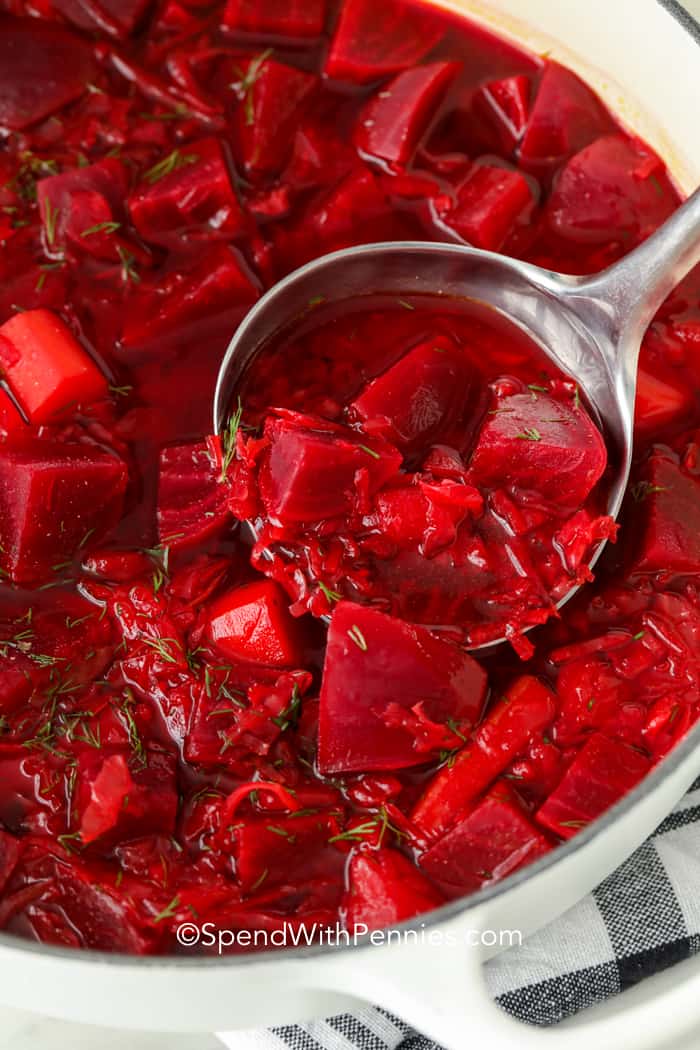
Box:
0;0;697;953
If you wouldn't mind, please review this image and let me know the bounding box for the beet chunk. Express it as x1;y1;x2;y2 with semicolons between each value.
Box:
129;138;245;246
76;749;178;847
536;733;651;839
1;838;162;953
344;848;444;932
0;309;107;424
0;590;115;716
157;440;231;551
222;0;327;40
0;440;128;584
412;675;557;837
51;0;151;38
636;366;692;435
259;411;402;525
121;244;259;353
231;58;317;182
631;450;700;573
355;62;459;168
206;580;303;667
325;0;444;84
433;164;534;251
318;601;488;773
0;16;95;130
518;61;614;175
349;335;471;452
468;389;607;506
547;135;676;245
472;74;532;154
234;812;343;894
420;782;551;895
37;158;129;258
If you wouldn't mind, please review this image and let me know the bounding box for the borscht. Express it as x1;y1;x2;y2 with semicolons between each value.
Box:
0;0;698;954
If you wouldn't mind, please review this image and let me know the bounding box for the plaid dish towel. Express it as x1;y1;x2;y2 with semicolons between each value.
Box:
224;773;700;1048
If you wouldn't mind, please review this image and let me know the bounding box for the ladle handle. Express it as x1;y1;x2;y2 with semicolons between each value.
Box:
584;184;700;340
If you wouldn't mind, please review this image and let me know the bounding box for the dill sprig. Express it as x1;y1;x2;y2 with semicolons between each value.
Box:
117;245;140;284
230;49;274;127
318;581;341;604
219;397;244;482
143;149;198;185
81;220;121;237
347;624;368;651
152;894;180;923
271;684;302;732
43;200;61;248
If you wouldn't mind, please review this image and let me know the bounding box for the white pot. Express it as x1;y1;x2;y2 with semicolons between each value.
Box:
3;4;700;1048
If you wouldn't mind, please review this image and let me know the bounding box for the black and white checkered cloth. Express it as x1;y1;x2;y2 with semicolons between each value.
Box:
225;774;700;1049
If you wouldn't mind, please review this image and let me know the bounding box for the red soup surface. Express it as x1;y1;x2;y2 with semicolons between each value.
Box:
0;0;698;955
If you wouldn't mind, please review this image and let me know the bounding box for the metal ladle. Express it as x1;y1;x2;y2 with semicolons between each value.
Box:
214;186;700;638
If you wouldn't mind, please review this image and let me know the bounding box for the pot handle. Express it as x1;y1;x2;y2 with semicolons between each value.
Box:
219;911;700;1050
319;912;700;1050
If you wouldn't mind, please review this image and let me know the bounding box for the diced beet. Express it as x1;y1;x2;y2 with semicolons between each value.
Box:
350;335;471;451
433;164;534;251
354;62;459;168
472;74;532;154
366;479;483;556
234;812;342;894
283;119;357;193
121;245;259;353
0;439;128;584
37;157;129;257
632;451;700;573
206;579;303;667
51;0;152;38
0;596;114;718
325;0;444;84
467;390;607;506
643;696;692;762
82;549;154;582
76;749;177;847
536;733;651;839
0;309;107;424
0;16;95;130
635;367;693;434
296;167;396;260
420;783;551;895
547;135;677;245
2;838;161;953
259;411;402;524
129;138;245;246
317;601;488;773
412;675;557;837
0;590;115;716
551;639;635;748
274;161;412;272
231;58;317;181
157;441;231;551
222;0;327;39
518;61;614;174
344;848;443;932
